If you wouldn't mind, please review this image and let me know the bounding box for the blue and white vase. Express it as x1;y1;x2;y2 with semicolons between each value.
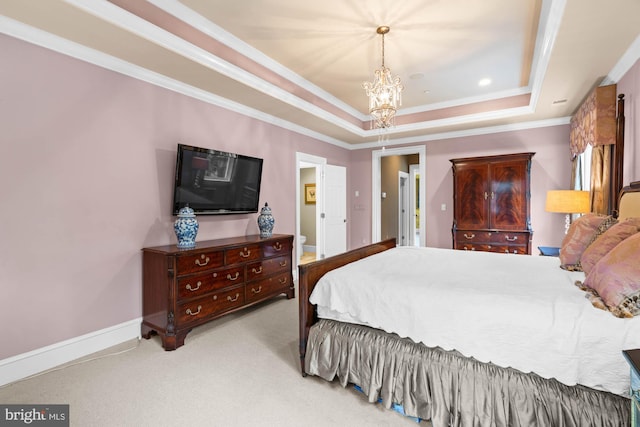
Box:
174;205;199;248
257;202;274;238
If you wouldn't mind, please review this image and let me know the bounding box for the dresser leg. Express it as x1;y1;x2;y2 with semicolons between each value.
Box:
286;286;295;299
161;330;190;351
141;324;156;340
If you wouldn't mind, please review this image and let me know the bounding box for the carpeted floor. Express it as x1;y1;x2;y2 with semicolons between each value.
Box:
0;293;430;426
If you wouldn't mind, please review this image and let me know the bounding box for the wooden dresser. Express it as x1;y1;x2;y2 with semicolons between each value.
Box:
141;234;294;350
451;153;534;255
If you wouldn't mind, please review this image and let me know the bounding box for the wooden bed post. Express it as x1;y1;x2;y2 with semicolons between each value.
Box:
611;93;625;216
298;238;396;376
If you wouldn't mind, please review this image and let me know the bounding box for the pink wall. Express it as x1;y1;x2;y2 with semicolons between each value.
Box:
0;35;347;359
2;33;638;361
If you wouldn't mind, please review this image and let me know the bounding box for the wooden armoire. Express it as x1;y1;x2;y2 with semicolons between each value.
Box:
450;152;534;255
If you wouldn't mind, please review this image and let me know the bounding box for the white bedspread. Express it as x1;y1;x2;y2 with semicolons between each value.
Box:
310;246;640;396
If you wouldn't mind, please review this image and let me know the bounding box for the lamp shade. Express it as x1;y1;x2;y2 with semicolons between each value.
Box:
545;190;591;214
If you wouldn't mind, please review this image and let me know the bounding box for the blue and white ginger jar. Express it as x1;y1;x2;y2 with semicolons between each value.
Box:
174;205;199;248
257;203;274;238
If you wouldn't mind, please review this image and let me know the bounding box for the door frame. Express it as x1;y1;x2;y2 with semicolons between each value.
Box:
409;164;420;246
296;152;326;269
372;145;426;246
398;171;410;246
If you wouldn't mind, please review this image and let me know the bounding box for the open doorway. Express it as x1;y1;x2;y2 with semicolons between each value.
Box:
296;153;347;267
372;145;426;246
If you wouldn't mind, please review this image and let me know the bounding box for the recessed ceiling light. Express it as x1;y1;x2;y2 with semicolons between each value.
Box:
478;78;492;87
423;89;430;94
409;72;425;80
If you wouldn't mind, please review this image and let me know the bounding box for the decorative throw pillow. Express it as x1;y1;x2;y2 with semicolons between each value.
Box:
559;214;616;271
582;232;640;318
580;218;640;275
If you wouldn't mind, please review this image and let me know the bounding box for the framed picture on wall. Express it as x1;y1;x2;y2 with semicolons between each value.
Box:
305;183;316;204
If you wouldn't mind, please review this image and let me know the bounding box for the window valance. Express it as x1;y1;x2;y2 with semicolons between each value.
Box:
569;84;617;158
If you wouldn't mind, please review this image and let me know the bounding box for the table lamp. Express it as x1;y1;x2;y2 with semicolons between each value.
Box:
545;190;591;234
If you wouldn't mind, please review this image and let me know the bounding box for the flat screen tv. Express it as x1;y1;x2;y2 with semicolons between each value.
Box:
172;144;263;215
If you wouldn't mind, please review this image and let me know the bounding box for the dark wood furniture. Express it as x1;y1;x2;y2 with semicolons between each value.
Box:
298;238;396;373
142;234;294;350
451;152;534;254
622;349;640;426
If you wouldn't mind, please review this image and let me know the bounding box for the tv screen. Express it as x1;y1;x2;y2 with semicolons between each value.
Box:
172;144;263;215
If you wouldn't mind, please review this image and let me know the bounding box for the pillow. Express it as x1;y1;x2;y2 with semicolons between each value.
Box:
582;232;640;318
559;214;616;271
580;218;640;275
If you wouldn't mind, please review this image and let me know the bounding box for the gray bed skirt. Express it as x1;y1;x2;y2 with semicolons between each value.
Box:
305;319;629;427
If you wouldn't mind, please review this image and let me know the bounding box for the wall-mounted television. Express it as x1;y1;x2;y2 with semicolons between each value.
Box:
172;144;263;215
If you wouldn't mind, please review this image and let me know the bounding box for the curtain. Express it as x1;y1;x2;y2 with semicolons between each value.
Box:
590;145;612;215
569;84;617;158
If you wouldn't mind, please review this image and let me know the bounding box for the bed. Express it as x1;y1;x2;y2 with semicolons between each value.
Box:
299;183;640;426
298;106;639;425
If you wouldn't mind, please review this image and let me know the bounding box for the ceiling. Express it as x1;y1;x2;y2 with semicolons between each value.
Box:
1;0;639;148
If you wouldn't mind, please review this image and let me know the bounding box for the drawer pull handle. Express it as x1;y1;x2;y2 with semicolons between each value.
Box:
227;293;240;302
464;247;475;251
273;242;282;251
186;305;202;316
251;286;262;294
484;192;488;200
227;272;240;281
279;277;288;285
252;266;263;274
505;235;518;241
463;233;475;240
195;255;210;266
186;281;201;292
279;261;287;267
239;248;251;258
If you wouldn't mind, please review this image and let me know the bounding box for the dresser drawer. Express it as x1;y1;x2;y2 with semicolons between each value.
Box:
263;238;292;258
177;265;245;299
245;272;292;304
487;231;529;245
177;285;245;324
225;244;261;265
176;250;224;275
246;256;290;281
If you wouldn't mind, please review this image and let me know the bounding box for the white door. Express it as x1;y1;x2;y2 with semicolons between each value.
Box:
320;164;347;258
398;171;410;246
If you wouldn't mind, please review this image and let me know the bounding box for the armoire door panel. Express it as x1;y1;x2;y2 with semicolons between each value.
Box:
453;163;489;229
490;160;529;230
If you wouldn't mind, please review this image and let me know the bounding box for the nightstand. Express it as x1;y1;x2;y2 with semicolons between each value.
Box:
537;246;560;257
623;349;640;426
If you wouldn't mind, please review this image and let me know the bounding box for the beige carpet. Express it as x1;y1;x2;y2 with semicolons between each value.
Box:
0;293;430;426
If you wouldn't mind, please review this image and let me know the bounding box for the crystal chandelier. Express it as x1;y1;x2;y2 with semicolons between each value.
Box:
363;26;403;130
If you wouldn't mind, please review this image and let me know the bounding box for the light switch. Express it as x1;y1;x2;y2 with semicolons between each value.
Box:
441;203;447;211
355;190;359;197
382;192;387;198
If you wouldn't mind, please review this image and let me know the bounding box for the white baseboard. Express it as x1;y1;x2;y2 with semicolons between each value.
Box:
0;318;142;387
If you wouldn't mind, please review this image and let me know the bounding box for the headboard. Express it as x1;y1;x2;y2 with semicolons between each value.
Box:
618;183;640;220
